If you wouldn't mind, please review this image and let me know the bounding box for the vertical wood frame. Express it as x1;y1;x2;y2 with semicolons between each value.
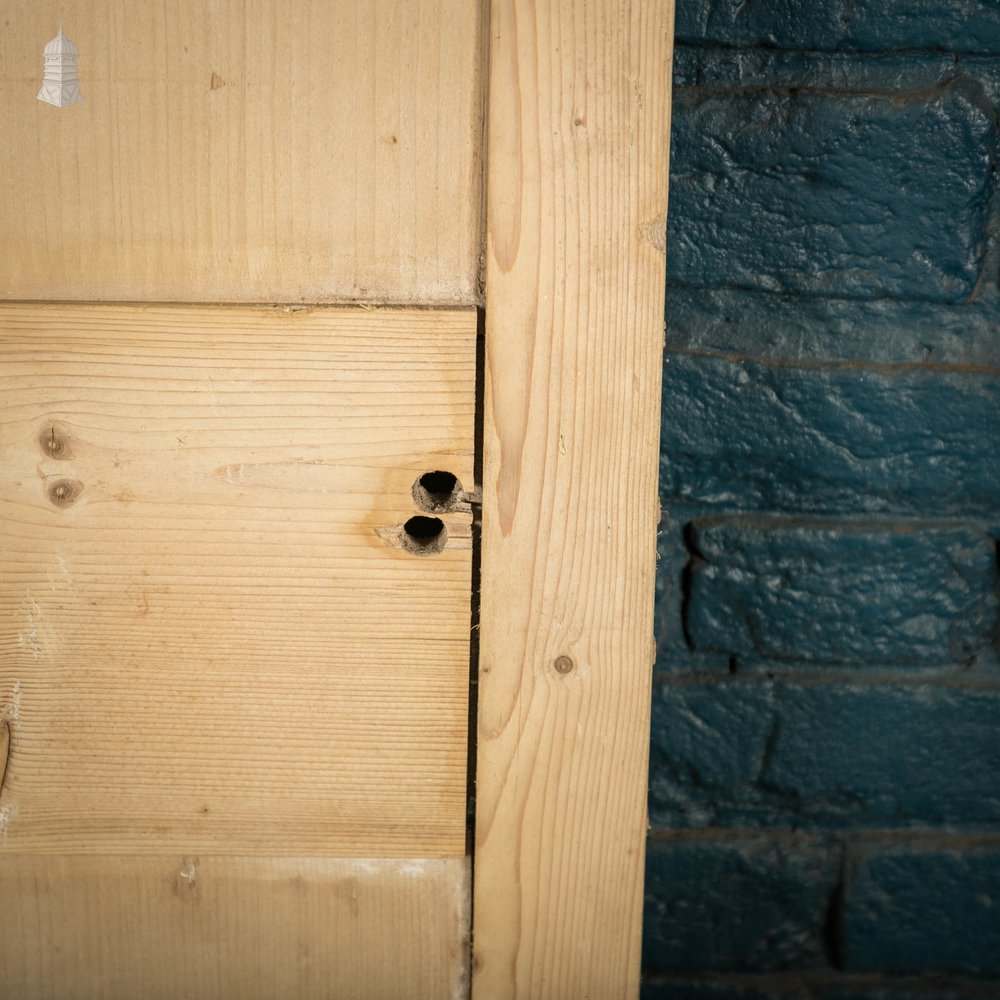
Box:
475;1;674;996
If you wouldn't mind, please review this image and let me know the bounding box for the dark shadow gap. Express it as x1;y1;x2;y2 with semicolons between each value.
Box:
466;308;485;863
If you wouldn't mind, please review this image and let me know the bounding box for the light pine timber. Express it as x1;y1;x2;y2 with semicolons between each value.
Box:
0;0;484;305
0;854;470;1000
0;304;475;857
475;1;674;997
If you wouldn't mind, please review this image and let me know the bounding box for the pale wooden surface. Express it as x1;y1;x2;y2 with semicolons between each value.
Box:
0;854;470;1000
0;304;475;857
0;0;484;305
475;1;674;996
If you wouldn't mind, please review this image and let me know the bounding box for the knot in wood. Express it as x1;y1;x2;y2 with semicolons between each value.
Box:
553;655;575;675
39;424;73;460
48;478;83;508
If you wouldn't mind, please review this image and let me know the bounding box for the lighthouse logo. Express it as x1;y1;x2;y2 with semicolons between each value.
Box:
38;25;83;108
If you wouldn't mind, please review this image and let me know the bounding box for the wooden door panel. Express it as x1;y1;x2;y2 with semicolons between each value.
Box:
0;1;484;304
0;304;474;857
0;1;671;994
0;855;470;1000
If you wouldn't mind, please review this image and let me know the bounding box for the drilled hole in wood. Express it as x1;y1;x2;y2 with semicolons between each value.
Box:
401;515;447;555
412;470;462;513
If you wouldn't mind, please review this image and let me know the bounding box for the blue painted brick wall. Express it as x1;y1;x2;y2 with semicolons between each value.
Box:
645;3;1000;998
669;89;995;300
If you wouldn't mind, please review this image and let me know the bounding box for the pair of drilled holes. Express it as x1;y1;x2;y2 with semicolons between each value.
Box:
401;471;462;555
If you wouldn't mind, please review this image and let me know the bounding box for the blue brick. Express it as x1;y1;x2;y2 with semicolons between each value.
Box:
673;46;956;93
660;353;1000;517
668;89;994;301
650;682;775;826
675;1;1000;54
685;519;997;665
957;55;1000;108
826;988;1000;1000
641;979;790;1000
642;977;1000;1000
655;516;688;648
667;287;1000;367
843;846;1000;976
762;688;1000;826
649;683;1000;829
656;514;731;669
643;837;838;972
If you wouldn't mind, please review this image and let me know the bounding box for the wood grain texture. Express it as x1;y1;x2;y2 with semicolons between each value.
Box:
0;304;475;857
475;1;674;996
0;0;484;305
0;854;470;999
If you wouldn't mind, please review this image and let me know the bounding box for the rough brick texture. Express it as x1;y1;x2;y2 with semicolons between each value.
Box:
667;287;1000;366
685;520;997;664
661;354;1000;518
668;89;995;301
826;989;1000;1000
672;48;957;92
643;838;838;972
844;846;1000;977
641;981;1000;1000
675;1;1000;53
645;1;1000;994
640;975;796;1000
649;682;1000;829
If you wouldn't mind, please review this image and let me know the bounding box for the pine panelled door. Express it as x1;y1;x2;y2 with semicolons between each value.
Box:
0;2;673;997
